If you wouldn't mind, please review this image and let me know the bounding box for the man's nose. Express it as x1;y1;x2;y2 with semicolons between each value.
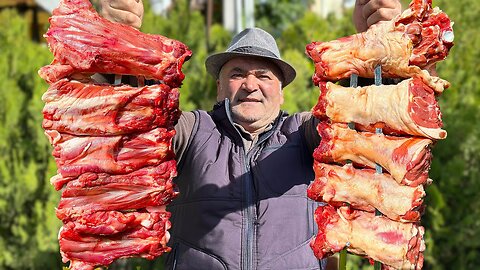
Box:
243;74;259;92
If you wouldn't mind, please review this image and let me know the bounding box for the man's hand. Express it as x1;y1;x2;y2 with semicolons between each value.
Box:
95;0;144;29
353;0;402;32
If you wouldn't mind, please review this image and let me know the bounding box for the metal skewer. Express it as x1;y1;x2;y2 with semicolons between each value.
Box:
114;74;122;85
340;66;383;270
137;76;145;87
373;65;383;270
339;73;359;270
114;75;146;87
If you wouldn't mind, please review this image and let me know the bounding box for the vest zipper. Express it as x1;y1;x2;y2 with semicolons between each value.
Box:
244;151;256;270
242;121;282;270
223;100;256;270
223;99;285;270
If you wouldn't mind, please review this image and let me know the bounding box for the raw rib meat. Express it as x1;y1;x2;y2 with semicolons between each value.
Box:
57;180;175;220
305;0;454;267
308;162;425;222
311;205;425;270
305;0;453;83
45;128;175;178
313;76;447;139
42;79;180;136
39;0;189;268
59;210;171;270
61;209;169;236
50;159;177;191
56;161;177;220
314;122;432;186
38;0;192;86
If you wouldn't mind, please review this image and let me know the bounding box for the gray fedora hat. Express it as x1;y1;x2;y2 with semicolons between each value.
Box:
205;27;296;86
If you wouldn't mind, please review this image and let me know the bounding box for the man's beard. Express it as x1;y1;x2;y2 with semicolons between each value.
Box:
231;105;261;124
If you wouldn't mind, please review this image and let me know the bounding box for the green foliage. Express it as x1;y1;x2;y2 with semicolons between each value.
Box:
255;0;314;37
0;8;62;270
421;0;480;269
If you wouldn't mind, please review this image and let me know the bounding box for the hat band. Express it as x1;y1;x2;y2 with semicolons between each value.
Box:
230;46;279;59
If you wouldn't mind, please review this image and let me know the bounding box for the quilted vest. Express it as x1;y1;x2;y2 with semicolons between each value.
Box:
165;100;325;270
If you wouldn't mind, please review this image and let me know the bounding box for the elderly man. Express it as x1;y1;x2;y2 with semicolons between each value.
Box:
95;0;402;269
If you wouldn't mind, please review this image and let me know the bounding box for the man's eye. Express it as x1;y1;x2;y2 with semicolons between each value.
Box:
258;74;271;80
231;73;243;79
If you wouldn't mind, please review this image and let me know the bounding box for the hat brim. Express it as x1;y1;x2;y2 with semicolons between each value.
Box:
205;51;296;87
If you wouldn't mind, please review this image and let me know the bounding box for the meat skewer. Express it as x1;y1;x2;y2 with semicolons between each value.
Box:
372;66;384;270
307;0;454;268
39;0;191;268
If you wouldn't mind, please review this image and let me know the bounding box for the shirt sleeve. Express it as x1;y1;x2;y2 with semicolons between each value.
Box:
173;111;196;165
299;112;321;155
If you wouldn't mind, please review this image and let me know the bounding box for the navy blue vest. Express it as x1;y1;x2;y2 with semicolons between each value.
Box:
166;100;325;270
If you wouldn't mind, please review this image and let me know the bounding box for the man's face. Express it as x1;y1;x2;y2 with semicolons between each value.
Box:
217;57;284;133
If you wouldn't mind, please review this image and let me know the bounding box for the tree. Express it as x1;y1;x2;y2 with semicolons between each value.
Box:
421;0;480;269
0;8;63;270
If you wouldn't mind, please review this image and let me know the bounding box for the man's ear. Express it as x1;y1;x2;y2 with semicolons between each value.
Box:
279;84;285;105
216;79;222;102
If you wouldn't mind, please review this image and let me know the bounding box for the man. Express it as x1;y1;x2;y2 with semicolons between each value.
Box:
95;1;402;269
168;27;325;269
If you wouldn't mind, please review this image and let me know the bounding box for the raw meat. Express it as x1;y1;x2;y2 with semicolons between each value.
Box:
39;0;187;268
38;0;192;86
45;128;175;178
50;159;177;191
313;76;447;140
42;79;180;136
314;122;433;187
59;210;171;270
305;0;453;83
56;161;178;220
311;205;425;269
308;162;425;222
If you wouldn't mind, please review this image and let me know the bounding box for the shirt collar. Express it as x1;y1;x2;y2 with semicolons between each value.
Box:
233;122;273;141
